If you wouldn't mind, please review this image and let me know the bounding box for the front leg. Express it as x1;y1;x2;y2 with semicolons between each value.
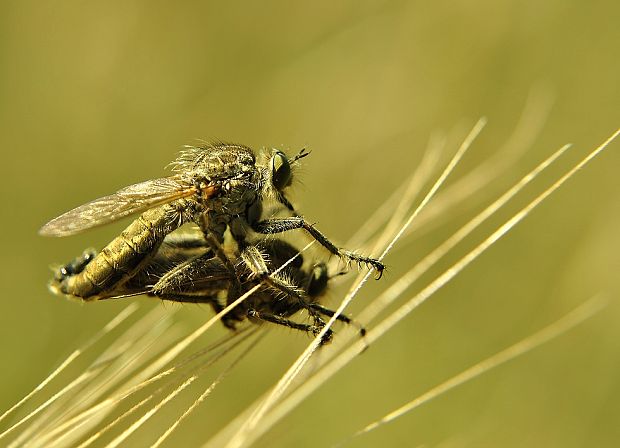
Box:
239;244;307;303
147;251;244;328
247;309;333;345
239;244;333;330
252;217;385;278
198;225;243;298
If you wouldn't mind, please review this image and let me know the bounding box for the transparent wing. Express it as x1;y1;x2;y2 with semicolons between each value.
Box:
39;176;213;237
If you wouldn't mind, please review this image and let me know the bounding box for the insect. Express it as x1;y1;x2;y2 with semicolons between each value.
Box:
41;143;384;317
56;231;360;342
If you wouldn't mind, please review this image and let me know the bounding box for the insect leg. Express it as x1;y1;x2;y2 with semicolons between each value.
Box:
201;231;243;296
239;244;308;302
306;303;366;337
147;252;243;328
239;244;334;330
300;262;366;336
251;217;385;278
150;292;240;329
247;309;333;344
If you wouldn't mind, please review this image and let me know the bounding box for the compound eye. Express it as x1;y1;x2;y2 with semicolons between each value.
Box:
271;151;292;190
307;264;329;297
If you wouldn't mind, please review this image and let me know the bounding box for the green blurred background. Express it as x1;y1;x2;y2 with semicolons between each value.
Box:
1;1;619;446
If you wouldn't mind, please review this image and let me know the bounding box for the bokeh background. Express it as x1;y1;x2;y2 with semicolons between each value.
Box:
1;1;619;447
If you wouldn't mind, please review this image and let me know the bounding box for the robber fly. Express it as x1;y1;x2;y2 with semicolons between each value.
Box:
66;232;360;343
40;142;384;309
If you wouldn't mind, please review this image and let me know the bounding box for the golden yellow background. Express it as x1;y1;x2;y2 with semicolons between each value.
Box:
1;1;619;446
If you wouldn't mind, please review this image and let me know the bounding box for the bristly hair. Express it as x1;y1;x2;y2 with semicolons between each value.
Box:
167;141;255;175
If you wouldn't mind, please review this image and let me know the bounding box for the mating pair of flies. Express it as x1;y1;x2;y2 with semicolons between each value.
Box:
40;143;384;342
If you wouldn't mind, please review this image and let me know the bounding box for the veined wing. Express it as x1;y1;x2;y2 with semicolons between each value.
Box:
39;176;216;237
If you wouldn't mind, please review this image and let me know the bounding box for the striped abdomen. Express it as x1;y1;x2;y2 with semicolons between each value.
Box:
51;200;191;301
